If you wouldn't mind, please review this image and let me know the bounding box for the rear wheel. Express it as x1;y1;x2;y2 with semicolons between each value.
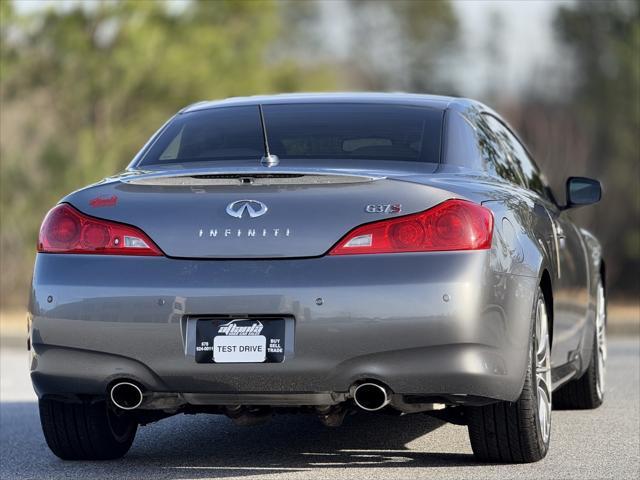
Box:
467;287;551;463
39;398;137;460
554;278;606;409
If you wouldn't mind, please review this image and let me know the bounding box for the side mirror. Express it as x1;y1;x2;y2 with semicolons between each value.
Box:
565;177;602;209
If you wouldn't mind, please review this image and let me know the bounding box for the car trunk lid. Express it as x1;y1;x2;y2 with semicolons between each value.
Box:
65;170;454;258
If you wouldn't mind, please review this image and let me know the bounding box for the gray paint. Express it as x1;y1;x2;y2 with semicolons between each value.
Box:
29;93;603;411
30;251;536;402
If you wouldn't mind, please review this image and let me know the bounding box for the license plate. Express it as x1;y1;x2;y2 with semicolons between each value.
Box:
195;318;287;364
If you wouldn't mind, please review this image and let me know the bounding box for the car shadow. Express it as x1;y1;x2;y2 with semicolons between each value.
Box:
0;402;482;480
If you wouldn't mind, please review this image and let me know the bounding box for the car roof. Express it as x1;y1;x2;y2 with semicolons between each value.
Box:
180;92;482;114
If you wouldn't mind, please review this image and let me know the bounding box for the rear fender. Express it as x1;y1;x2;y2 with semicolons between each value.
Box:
481;198;553;392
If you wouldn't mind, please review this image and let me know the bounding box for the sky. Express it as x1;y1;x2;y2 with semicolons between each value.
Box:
452;0;572;96
11;0;571;97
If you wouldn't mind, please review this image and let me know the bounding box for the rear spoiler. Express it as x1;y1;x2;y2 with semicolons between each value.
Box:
122;168;384;186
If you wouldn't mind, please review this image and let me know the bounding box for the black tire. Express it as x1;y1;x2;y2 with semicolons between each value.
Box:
467;287;551;463
554;279;606;410
39;398;137;460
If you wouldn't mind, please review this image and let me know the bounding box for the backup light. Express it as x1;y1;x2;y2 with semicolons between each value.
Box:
329;199;493;255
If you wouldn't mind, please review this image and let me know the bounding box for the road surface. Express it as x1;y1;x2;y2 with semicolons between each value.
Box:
1;337;638;479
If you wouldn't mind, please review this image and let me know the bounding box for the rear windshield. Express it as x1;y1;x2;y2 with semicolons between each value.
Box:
139;103;443;166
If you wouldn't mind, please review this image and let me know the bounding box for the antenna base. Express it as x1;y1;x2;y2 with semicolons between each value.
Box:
260;155;279;168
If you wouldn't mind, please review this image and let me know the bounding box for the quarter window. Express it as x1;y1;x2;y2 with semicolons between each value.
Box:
475;114;523;186
498;125;548;198
486;115;550;199
445;109;555;203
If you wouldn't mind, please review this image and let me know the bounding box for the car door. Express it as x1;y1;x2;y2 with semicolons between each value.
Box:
489;117;589;370
544;205;589;368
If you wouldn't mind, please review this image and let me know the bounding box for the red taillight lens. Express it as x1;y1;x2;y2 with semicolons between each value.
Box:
329;199;493;255
38;203;163;256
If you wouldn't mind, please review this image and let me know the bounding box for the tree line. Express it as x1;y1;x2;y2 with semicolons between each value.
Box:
1;0;637;306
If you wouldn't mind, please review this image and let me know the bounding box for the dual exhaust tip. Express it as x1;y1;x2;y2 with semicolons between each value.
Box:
110;380;391;412
110;382;143;410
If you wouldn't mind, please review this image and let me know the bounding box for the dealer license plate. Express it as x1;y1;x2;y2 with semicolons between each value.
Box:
195;317;287;364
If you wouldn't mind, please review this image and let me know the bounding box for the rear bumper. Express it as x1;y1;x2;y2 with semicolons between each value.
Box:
29;252;537;404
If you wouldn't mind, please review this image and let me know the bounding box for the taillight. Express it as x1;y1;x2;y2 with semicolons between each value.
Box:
38;203;163;256
329;199;493;255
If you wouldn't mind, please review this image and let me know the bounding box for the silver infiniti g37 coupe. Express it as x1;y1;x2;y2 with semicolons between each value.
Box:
29;93;606;463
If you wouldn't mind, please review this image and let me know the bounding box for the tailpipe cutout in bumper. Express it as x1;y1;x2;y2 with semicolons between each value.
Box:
351;382;391;412
110;382;143;410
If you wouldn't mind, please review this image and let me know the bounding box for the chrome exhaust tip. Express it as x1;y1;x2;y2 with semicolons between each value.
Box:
110;382;143;410
352;382;391;412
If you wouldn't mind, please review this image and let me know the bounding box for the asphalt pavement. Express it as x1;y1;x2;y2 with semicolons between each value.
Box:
1;336;638;480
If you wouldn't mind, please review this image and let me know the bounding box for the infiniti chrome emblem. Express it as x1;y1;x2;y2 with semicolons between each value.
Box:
226;200;268;219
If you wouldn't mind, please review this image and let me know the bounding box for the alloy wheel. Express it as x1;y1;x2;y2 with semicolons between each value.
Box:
595;281;607;399
535;297;552;444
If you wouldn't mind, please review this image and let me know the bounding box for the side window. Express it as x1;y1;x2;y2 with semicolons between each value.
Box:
502;129;548;198
488;116;551;200
475;114;523;186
